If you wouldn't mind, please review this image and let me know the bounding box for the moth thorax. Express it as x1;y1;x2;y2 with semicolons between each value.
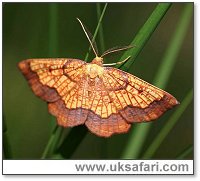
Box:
91;57;103;66
86;64;104;79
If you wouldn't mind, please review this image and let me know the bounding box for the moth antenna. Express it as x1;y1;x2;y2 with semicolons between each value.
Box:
77;18;98;57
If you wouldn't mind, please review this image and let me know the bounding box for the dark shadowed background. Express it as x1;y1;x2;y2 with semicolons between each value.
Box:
3;3;193;159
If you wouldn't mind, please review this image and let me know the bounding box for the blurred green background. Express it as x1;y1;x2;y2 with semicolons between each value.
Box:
3;3;193;159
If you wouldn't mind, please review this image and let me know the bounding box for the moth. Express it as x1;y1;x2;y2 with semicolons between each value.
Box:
18;18;179;137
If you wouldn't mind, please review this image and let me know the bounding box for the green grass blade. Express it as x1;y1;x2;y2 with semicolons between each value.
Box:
121;125;150;159
142;89;193;158
116;3;171;71
57;4;108;158
96;3;106;53
176;144;193;159
121;3;193;159
84;3;108;61
120;3;171;159
41;126;63;159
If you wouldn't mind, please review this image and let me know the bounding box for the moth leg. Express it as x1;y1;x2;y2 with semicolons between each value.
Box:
103;56;131;66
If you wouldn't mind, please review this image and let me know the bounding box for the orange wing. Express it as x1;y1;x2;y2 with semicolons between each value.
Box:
102;67;179;123
18;59;179;137
18;58;89;127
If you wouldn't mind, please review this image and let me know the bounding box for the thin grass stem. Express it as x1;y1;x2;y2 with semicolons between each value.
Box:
84;3;108;61
142;89;193;158
116;3;172;71
57;4;108;158
176;144;193;159
41;126;63;159
96;3;106;53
